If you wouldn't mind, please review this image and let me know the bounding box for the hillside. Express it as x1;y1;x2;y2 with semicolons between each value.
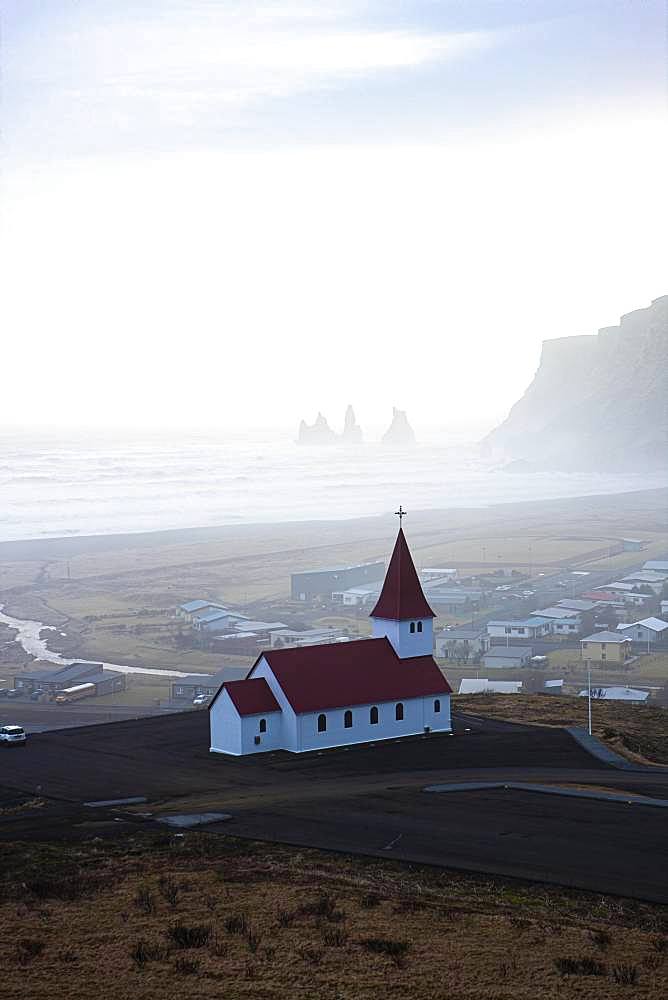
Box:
484;296;668;470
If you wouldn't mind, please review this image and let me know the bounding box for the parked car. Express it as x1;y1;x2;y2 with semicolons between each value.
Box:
30;689;45;701
192;695;210;706
0;725;26;746
0;688;9;698
5;689;22;698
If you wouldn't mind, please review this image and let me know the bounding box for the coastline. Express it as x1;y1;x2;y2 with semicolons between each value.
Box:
1;484;667;563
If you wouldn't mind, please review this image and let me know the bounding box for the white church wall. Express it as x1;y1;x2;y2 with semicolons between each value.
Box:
371;617;433;658
209;688;243;755
248;655;300;751
240;711;284;754
297;693;451;753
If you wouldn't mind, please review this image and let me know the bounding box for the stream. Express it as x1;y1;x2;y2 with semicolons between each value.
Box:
0;606;207;679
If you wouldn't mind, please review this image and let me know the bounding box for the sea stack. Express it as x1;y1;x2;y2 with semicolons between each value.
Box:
297;413;337;445
341;405;363;444
382;408;416;446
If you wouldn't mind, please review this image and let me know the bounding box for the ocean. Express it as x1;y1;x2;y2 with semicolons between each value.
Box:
0;427;665;543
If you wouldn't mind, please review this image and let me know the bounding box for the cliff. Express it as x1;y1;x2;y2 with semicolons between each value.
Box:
484;296;668;471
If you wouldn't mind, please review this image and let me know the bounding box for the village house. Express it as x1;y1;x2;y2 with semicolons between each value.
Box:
616;617;668;645
435;627;489;660
580;631;632;663
487;617;552;640
177;600;228;622
482;646;533;669
578;686;649;703
531;607;583;635
291;562;385;602
209;525;452;755
643;560;668;572
459;679;522;694
619;570;668;595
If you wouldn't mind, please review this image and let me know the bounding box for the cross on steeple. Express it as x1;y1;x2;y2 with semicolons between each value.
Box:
394;505;406;524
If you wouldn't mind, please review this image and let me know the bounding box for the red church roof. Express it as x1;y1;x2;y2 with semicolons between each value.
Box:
370;527;435;621
220;677;280;716
250;637;450;714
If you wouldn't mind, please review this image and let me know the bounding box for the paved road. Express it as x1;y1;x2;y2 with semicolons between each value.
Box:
1;709;667;902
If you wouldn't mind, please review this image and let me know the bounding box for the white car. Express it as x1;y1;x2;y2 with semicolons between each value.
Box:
0;725;27;746
192;695;210;706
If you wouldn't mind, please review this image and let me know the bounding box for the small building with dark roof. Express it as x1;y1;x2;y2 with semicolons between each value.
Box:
210;527;452;755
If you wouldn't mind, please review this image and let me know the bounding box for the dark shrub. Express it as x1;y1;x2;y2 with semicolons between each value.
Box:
158;877;179;907
224;913;248;935
322;927;348;947
167;924;212;949
130;939;168;968
16;939;45;965
554;956;606;977
174;957;200;975
361;938;410;967
611;964;639;985
277;908;296;927
298;945;323;965
360;892;381;909
134;885;155;914
589;929;611;951
246;929;261;953
298;894;345;923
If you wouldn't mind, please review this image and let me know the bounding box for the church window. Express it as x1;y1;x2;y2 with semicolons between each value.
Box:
417;621;423;633
369;706;379;725
344;710;353;728
395;703;404;721
259;718;267;733
434;699;441;713
317;713;327;733
409;622;416;634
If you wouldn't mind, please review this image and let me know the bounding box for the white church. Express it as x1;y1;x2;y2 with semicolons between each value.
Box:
208;522;452;755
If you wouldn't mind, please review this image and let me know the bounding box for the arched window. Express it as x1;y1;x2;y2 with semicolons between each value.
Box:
317;713;327;733
395;703;404;721
434;699;441;713
259;718;267;733
369;706;379;725
417;621;423;633
409;622;416;634
344;710;353;728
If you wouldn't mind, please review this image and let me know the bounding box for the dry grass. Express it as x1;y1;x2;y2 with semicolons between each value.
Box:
1;833;666;999
454;693;668;765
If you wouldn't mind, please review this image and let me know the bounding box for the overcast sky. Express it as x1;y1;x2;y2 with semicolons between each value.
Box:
1;0;666;431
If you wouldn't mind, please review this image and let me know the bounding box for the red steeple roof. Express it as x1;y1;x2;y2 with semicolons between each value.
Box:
370;527;435;621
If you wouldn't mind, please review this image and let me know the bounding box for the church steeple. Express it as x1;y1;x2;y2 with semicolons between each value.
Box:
370;517;435;658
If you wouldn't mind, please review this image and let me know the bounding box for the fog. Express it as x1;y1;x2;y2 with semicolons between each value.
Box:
1;1;666;431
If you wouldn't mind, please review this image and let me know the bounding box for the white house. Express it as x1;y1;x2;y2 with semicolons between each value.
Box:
209;526;452;755
617;617;668;645
459;679;522;695
177;600;228;622
578;686;649;703
487;617;552;639
643;560;668;573
620;571;668;595
482;646;533;668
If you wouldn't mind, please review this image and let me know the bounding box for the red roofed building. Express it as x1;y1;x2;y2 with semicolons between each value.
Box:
209;526;452;755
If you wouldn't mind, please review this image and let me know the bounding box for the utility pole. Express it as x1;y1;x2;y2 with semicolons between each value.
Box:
587;658;592;737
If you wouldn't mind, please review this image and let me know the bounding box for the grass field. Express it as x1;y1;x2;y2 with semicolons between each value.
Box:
453;693;668;765
1;832;666;1000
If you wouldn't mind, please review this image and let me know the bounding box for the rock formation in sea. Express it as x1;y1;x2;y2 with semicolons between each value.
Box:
341;405;363;444
382;407;416;446
297;413;338;445
483;295;668;471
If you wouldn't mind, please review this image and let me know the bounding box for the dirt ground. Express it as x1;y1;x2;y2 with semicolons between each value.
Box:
454;693;668;765
1;832;667;1000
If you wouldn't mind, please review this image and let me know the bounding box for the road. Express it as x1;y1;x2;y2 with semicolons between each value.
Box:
1;709;667;903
